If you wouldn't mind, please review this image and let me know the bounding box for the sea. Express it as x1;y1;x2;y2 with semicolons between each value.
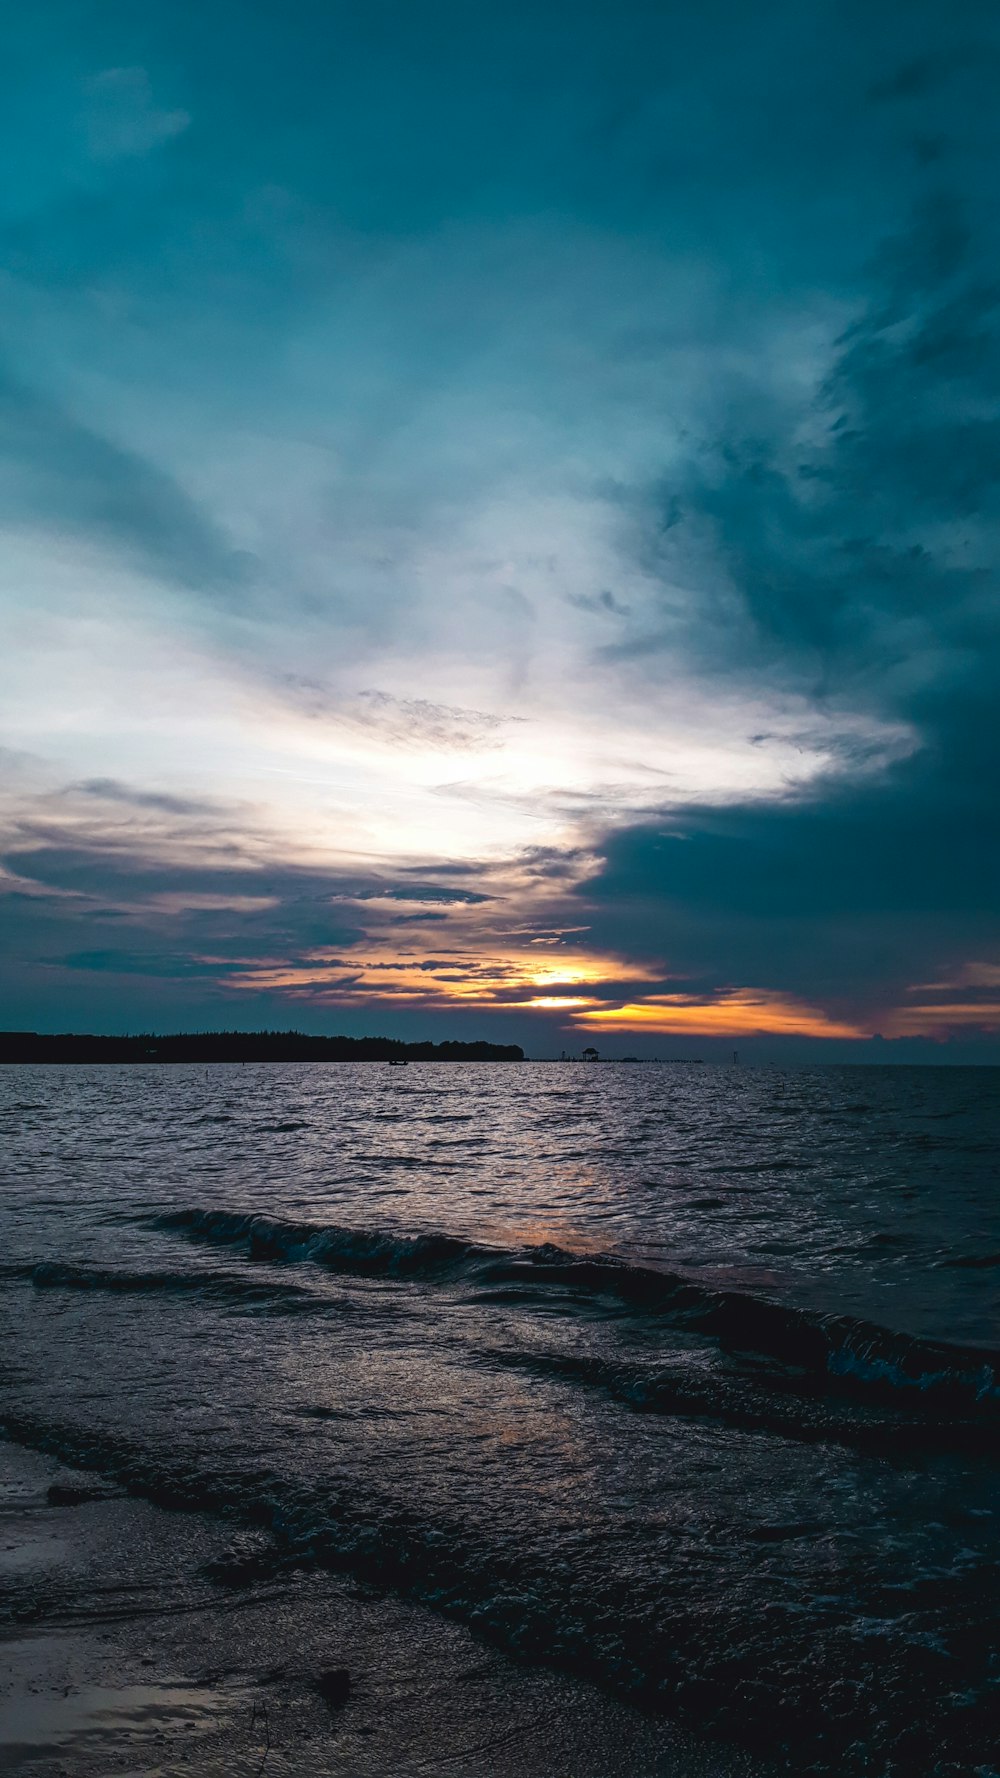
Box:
1;1061;998;1775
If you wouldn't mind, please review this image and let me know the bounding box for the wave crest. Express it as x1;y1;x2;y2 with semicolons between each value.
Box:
154;1207;1000;1412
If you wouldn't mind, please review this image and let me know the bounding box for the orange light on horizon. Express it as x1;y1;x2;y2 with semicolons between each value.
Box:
573;991;865;1040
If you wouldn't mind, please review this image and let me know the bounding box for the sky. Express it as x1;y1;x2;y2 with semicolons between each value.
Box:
2;0;999;1059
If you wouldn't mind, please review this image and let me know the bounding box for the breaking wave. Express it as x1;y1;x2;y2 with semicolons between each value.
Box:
155;1207;1000;1413
1;1259;326;1315
480;1346;1000;1453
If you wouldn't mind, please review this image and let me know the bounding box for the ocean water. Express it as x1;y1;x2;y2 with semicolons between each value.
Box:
1;1061;998;1775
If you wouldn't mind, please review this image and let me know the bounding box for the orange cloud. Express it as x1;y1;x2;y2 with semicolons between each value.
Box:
573;990;865;1040
224;943;651;1008
218;930;1000;1043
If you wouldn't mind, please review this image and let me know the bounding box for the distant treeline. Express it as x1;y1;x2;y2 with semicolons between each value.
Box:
0;1030;525;1064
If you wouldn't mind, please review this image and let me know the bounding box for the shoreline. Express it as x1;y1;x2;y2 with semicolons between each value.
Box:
0;1436;772;1778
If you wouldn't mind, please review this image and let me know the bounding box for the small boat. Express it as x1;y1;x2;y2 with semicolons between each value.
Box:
388;1059;408;1066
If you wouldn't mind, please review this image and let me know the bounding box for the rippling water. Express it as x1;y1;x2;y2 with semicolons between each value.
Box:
2;1062;998;1774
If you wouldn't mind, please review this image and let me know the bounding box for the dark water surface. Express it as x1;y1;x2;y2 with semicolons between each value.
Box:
2;1062;998;1774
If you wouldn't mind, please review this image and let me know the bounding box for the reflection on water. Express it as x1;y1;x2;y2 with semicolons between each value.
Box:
1;1061;998;1776
3;1060;997;1337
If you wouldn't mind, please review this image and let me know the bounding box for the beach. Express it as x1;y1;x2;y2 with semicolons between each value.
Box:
0;1439;766;1777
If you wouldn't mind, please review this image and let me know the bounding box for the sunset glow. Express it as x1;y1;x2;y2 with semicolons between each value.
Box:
574;993;866;1041
222;942;652;1011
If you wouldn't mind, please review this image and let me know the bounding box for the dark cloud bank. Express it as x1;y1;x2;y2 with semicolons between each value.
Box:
580;170;1000;1053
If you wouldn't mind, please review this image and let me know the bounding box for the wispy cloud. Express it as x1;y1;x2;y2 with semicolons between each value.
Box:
0;371;252;594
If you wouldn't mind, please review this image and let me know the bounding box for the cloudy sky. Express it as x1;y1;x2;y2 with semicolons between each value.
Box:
2;0;999;1057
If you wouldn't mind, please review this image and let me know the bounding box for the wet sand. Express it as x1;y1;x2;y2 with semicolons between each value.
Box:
0;1436;771;1778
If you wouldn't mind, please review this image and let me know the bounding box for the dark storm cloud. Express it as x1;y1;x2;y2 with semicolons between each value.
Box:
584;760;1000;1012
614;180;1000;685
583;167;1000;1021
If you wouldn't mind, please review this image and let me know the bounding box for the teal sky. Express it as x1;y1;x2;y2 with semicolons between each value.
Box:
2;2;999;1057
